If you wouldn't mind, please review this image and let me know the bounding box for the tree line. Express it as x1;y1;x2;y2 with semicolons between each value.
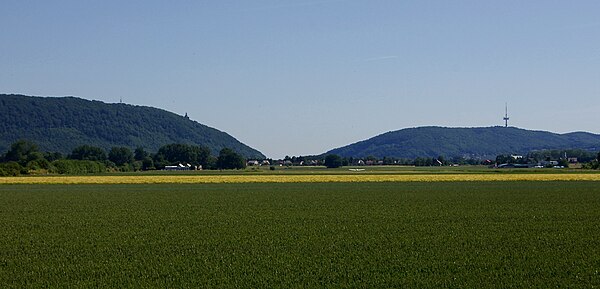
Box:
494;149;600;168
0;140;246;176
300;155;482;168
320;149;600;169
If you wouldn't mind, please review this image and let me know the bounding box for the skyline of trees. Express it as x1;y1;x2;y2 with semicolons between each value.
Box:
0;140;248;176
2;139;600;176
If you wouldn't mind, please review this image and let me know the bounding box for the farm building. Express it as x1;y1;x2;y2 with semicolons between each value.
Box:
164;163;191;171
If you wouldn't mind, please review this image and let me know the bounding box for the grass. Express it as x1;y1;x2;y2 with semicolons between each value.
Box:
1;181;600;287
23;164;600;177
149;165;600;175
2;172;600;184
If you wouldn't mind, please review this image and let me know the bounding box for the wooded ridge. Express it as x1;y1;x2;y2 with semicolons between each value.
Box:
0;94;265;159
326;126;600;159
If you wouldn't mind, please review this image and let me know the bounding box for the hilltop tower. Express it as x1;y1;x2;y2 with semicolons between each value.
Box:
503;103;509;127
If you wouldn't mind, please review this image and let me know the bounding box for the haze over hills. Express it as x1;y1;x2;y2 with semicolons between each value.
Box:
326;126;600;160
0;94;265;159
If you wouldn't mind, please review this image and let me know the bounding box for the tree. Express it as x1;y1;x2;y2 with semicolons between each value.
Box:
108;147;134;166
588;152;600;169
4;140;43;166
557;159;569;168
70;145;107;161
495;154;512;164
134;147;148;161
141;156;155;170
414;157;434;166
216;148;246;170
437;156;446;166
44;152;63;162
382;157;393;165
324;154;343;168
154;143;211;168
342;157;350;166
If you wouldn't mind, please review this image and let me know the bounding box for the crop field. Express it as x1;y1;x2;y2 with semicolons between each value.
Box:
1;181;600;288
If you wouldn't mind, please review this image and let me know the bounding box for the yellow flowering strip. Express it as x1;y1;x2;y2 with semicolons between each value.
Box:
1;173;600;184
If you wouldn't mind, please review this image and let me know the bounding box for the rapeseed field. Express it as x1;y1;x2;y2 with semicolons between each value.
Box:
1;173;600;184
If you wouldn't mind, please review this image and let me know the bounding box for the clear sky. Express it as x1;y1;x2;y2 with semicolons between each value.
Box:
2;1;599;158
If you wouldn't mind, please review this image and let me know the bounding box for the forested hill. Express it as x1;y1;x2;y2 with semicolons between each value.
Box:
326;126;600;159
0;94;265;158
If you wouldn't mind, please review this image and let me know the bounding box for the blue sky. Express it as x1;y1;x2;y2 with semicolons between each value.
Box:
2;1;599;158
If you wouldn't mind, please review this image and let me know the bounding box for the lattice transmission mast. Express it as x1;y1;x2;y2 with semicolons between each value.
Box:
503;103;510;127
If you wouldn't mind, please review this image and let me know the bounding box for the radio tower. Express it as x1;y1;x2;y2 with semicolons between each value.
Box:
503;103;509;127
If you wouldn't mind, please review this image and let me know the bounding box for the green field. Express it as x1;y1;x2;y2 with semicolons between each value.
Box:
1;182;600;288
106;164;600;176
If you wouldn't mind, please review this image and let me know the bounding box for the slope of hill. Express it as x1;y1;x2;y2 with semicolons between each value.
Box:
326;126;600;159
0;94;265;158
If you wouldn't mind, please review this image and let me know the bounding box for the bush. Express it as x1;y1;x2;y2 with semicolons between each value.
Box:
584;160;600;170
0;162;22;176
112;163;133;172
26;159;50;171
51;160;106;174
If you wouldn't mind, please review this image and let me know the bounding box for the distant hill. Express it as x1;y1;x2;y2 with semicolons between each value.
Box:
326;126;600;159
0;94;265;158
